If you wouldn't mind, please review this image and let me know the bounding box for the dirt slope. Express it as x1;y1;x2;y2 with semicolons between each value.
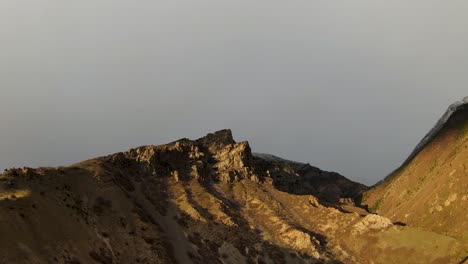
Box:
362;102;468;244
0;130;465;264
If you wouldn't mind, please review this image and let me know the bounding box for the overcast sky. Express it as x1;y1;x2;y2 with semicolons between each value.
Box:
1;1;467;185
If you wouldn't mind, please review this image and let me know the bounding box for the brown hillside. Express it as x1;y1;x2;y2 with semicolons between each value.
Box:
0;130;465;264
362;108;468;243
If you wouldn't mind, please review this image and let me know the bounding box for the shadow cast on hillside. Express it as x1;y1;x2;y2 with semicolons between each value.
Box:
253;157;370;214
129;172;343;264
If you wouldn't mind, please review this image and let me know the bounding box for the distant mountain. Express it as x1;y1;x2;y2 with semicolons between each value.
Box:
252;153;306;169
253;153;368;206
0;129;465;263
361;97;468;241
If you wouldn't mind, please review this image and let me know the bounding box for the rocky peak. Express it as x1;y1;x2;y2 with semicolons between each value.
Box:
110;129;256;183
108;129;368;200
195;129;235;150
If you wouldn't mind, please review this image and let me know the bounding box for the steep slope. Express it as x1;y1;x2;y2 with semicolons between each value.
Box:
362;98;468;242
0;130;464;264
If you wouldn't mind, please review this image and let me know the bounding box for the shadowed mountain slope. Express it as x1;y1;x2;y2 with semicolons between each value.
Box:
0;129;465;263
252;153;368;207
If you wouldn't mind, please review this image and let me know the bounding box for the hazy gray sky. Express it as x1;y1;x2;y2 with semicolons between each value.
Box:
1;1;467;185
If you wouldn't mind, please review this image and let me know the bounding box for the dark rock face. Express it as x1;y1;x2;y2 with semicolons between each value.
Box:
253;155;368;205
195;129;236;148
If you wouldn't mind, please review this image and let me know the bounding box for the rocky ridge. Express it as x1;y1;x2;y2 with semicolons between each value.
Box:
0;129;465;263
382;97;468;183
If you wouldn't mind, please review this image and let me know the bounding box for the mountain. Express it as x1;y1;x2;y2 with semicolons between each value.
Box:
361;97;468;242
252;153;368;207
0;129;465;263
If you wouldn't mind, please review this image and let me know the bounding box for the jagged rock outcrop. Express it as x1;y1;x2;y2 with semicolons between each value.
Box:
351;214;393;235
112;129;257;183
